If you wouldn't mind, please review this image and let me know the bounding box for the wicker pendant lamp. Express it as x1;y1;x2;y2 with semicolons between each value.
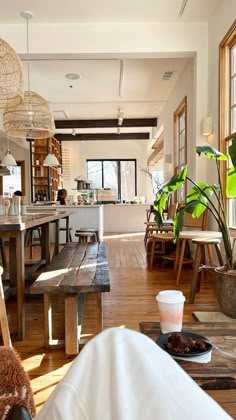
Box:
0;38;24;108
3;11;55;140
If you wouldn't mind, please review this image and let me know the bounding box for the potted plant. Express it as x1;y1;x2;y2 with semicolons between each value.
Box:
154;138;236;317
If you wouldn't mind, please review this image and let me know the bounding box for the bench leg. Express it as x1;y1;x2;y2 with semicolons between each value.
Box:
44;294;53;349
65;294;78;355
96;292;103;333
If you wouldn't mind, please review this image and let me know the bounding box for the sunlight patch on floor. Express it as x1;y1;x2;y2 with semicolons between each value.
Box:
103;232;144;239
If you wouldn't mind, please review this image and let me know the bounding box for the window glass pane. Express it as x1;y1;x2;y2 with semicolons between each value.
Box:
179;131;185;149
232;44;236;75
179;113;185;131
232;106;236;132
3;166;21;198
120;161;135;202
87;161;102;188
232;77;236;105
103;161;118;199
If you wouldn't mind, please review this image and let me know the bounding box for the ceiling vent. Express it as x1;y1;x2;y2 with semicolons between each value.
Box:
162;71;174;80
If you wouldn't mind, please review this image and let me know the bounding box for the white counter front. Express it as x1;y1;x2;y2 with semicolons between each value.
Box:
28;203;149;239
103;204;148;232
28;205;104;242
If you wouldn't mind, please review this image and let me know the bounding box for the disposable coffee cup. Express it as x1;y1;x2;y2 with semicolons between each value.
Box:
156;290;186;334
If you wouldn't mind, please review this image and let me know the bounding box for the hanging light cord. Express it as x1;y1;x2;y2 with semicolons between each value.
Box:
26;15;30;92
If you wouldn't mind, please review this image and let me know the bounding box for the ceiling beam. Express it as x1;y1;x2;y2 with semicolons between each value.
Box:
55;118;157;129
55;133;150;141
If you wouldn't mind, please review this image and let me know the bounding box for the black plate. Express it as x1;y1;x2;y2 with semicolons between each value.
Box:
156;331;212;357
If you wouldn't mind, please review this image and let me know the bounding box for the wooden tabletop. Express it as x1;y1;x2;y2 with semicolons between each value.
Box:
0;211;74;231
139;322;236;390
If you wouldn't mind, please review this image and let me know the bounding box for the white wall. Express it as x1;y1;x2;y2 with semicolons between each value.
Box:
62;139;149;202
149;58;195;180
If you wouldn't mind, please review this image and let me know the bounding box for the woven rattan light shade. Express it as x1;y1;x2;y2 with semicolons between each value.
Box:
3;90;55;139
0;38;24;108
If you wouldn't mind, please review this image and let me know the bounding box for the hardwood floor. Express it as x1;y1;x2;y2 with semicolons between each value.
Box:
3;232;236;417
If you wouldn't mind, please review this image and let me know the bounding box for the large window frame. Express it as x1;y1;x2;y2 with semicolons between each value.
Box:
86;159;137;202
219;20;236;228
173;96;187;202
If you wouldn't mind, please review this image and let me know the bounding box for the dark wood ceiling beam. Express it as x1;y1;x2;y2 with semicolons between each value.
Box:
55;118;157;129
55;133;150;141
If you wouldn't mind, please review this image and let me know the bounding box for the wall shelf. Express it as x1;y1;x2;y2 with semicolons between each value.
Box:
29;138;63;202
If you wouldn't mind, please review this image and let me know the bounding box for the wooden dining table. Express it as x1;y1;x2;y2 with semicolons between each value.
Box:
0;210;73;340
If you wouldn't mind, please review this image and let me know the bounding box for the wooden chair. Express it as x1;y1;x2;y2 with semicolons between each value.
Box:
148;209;208;282
0;266;12;347
144;203;177;247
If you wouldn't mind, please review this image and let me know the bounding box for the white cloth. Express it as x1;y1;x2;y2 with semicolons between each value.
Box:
35;327;232;420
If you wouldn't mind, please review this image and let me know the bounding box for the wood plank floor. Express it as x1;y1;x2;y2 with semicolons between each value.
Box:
3;232;236;417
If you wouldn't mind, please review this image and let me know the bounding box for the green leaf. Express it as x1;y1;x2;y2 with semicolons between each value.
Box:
185;200;206;218
186;182;214;203
226;166;236;198
160;166;187;194
154;212;162;226
228;138;236;169
194;145;228;160
173;207;185;242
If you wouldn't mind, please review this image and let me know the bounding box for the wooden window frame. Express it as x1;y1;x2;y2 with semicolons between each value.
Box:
173;96;187;202
219;20;236;221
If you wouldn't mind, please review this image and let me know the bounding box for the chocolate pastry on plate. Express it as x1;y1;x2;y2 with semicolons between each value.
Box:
165;332;207;354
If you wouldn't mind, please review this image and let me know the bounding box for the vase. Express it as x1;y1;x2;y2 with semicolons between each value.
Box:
214;266;236;318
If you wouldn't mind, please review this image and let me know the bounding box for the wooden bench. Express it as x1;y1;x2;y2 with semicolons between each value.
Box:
31;241;110;355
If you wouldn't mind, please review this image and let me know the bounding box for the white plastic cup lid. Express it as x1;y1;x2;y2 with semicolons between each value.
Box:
156;290;185;304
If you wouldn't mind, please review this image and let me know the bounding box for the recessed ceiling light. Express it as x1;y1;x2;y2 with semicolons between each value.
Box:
65;73;80;80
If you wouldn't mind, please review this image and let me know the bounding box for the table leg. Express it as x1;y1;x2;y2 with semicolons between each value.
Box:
54;220;60;256
96;292;103;333
176;239;186;285
65;216;69;243
65;294;78;355
41;223;50;264
9;232;25;340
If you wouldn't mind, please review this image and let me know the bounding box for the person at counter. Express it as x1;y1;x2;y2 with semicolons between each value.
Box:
13;190;22;197
57;189;67;205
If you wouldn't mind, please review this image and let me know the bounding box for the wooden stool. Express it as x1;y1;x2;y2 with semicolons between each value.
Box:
0;266;11;347
76;228;100;242
189;238;224;304
149;233;174;270
75;231;97;243
25;227;42;259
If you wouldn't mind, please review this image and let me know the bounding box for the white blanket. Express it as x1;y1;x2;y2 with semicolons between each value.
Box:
35;327;232;420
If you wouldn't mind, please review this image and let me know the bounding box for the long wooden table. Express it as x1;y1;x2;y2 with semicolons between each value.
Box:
0;211;73;340
140;322;236;390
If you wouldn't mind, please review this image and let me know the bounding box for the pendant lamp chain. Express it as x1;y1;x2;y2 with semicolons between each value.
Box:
3;10;55;140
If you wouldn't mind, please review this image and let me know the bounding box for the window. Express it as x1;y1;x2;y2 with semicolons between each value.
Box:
220;21;236;227
173;97;187;202
87;159;137;202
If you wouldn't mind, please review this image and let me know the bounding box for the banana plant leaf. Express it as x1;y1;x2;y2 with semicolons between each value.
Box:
194;145;228;160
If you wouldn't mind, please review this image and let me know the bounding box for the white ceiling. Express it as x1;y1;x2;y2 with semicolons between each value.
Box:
0;0;220;139
0;0;220;24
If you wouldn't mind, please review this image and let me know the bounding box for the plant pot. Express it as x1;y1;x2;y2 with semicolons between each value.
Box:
214;266;236;318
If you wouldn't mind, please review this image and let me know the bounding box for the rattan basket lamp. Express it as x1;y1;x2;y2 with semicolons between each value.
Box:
0;38;24;108
3;11;55;140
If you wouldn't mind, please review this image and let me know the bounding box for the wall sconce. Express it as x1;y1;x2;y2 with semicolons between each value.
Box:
201;117;213;136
